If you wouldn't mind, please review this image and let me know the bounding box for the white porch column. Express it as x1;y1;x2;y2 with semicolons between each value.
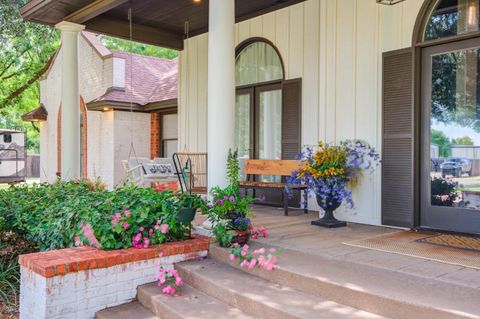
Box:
55;21;85;181
207;0;236;190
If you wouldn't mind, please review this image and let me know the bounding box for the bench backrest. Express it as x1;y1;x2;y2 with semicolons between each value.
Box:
243;159;302;177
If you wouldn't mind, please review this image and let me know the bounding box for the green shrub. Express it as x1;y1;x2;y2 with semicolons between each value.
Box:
0;180;203;251
0;257;19;311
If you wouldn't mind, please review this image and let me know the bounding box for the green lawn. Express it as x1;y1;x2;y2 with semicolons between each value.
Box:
460;185;480;192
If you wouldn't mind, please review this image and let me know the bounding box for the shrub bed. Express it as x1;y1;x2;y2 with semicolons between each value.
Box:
0;180;204;251
0;180;205;318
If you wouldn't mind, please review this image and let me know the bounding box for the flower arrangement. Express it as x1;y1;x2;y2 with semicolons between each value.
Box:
207;149;261;246
287;140;380;227
208;186;253;222
228;243;281;271
156;267;184;296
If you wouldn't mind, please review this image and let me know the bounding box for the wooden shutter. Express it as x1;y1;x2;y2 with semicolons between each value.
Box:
382;48;416;228
282;78;302;208
282;78;302;160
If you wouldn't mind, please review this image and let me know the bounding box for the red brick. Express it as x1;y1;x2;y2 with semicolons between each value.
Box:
56;264;67;276
19;236;210;277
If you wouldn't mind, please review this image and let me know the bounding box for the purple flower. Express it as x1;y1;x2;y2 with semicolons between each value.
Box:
229;195;235;202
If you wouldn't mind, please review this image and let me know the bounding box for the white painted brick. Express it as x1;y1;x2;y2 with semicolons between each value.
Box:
20;249;208;319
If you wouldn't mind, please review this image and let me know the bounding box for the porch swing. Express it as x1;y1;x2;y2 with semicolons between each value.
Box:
172;20;208;195
122;8;177;188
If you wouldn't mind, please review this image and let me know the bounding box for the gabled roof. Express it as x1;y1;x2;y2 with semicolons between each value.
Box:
82;31;112;58
89;50;178;107
42;31;178;111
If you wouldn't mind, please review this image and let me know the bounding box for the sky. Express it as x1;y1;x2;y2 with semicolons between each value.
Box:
432;121;480;145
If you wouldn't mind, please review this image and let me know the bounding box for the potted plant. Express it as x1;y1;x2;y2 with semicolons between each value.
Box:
207;149;255;246
231;217;251;245
174;192;206;226
287;140;380;228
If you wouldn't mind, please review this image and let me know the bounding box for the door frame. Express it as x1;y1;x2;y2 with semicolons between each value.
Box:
156;107;178;158
420;37;480;234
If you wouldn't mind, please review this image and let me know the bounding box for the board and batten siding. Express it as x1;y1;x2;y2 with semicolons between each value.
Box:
178;0;425;225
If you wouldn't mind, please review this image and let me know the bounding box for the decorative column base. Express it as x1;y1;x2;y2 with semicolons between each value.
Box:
311;210;347;228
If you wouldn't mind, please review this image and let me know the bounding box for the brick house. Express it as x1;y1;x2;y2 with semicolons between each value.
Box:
32;32;178;189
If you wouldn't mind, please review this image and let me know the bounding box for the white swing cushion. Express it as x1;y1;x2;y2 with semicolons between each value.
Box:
142;163;175;178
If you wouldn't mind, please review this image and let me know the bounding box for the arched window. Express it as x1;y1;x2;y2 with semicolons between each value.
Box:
235;41;284;86
424;0;480;41
234;39;285;182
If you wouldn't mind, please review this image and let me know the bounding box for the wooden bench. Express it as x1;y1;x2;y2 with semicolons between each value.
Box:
239;159;308;216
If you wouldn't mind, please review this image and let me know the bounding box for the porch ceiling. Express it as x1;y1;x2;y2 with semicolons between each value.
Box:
21;0;306;50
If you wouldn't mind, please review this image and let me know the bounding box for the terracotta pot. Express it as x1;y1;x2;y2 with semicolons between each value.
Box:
231;230;250;246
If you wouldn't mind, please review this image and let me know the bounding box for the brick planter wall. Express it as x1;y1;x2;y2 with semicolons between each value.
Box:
19;236;210;319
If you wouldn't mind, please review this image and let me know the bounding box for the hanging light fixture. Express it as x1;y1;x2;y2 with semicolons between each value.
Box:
376;0;406;5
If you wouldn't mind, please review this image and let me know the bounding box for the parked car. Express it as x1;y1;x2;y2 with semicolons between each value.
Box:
440;157;472;178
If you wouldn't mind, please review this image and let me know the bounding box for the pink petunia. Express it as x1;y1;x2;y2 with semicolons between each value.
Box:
162;285;176;295
81;224;101;249
124;210;131;217
160;224;169;234
253;248;265;255
122;222;130;230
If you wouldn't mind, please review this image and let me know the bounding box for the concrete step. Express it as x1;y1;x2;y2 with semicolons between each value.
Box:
209;243;480;319
137;282;255;319
96;302;159;319
176;259;387;319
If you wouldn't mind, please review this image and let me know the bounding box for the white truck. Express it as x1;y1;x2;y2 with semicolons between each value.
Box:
0;129;26;184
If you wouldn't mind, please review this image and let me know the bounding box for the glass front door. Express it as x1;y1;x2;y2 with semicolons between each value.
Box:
256;85;282;183
421;37;480;234
235;84;283;204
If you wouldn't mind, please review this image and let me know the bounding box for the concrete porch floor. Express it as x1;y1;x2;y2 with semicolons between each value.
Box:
212;205;480;289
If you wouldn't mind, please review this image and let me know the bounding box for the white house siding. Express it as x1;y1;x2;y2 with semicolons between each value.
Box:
112;111;151;187
179;0;425;225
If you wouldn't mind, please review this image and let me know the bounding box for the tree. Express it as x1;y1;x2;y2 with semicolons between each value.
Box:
452;136;474;146
0;0;60;111
99;35;178;60
431;129;452;158
0;0;60;152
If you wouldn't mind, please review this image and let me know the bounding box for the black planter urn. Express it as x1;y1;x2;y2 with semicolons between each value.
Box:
311;195;347;228
226;210;239;221
176;207;197;223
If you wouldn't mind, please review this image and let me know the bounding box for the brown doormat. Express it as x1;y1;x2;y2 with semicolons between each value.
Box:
416;234;480;252
344;231;480;270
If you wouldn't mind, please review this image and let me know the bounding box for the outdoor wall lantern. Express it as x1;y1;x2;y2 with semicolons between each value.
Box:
376;0;406;5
